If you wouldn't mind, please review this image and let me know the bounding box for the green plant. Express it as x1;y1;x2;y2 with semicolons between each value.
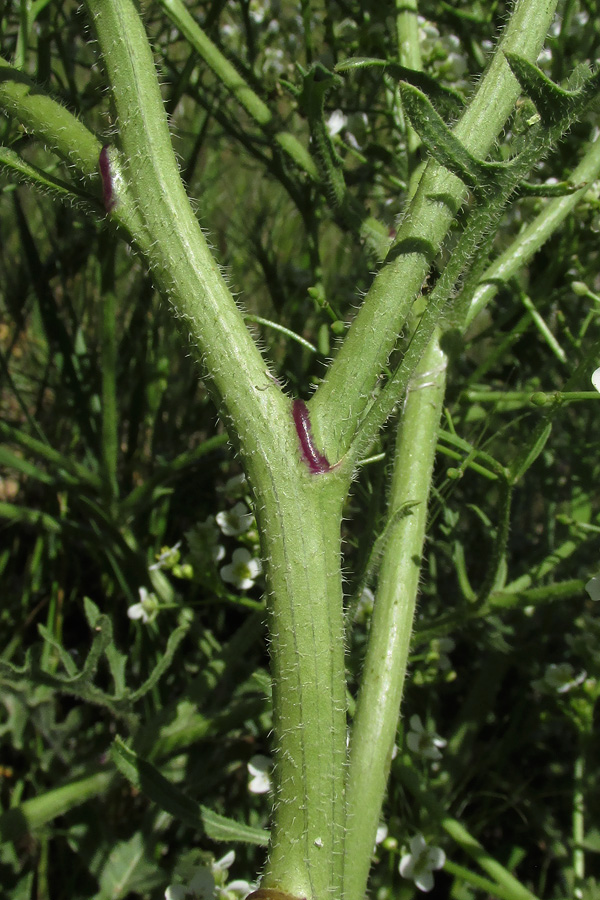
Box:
1;1;599;899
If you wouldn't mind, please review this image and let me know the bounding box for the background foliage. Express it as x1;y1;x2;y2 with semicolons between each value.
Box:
1;0;599;898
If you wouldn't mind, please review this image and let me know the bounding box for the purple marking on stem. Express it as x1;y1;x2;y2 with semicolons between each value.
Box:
99;144;116;213
292;399;332;474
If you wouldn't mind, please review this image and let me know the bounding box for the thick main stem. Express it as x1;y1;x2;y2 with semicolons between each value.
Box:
254;459;348;900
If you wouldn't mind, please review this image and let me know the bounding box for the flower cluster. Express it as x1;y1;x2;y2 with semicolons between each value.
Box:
165;850;252;900
127;473;263;626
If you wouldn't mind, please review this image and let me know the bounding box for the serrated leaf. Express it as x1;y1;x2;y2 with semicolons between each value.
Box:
504;51;587;125
111;738;269;846
398;82;488;194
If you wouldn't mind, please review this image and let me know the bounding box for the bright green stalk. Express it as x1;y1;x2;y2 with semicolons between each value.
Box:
344;334;447;900
84;0;276;446
257;472;348;900
0;57;100;177
313;0;558;456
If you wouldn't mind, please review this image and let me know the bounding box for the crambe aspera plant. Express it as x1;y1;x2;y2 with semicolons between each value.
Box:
1;1;600;898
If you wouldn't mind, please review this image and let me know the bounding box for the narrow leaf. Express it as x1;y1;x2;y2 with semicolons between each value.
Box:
111;738;269;845
509;421;552;484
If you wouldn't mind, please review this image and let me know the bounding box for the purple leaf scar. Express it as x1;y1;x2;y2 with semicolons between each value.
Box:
292;399;332;474
99;144;116;213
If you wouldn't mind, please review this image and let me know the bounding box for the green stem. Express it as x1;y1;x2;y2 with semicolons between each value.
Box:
257;470;348;900
100;244;119;503
85;0;281;458
395;0;423;170
344;334;447;900
313;0;558;455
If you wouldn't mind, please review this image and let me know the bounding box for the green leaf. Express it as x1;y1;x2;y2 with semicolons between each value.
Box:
97;832;160;900
0;146;97;207
504;51;584;125
111;738;269;845
398;82;490;195
130;623;190;701
509;421;552;484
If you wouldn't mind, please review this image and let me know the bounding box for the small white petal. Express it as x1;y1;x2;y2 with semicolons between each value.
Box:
585;574;600;601
375;824;388;844
188;868;215;897
592;367;600;393
427;846;446;869
127;603;147;622
409;714;425;733
409;834;427;855
214;850;235;872
165;885;187;900
327;109;347;136
216;502;253;536
414;870;435;892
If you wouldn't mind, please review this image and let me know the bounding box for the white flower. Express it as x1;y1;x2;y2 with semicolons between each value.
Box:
326;109;347;137
216;502;253;536
220;548;262;590
165;886;187;900
164;851;252;900
533;662;587;694
127;586;159;624
220;880;253;899
149;542;182;571
406;715;447;760
376;823;388;844
213;851;235;875
585;574;600;601
399;834;445;892
249;0;266;23
247;754;272;794
212;852;254;899
591;367;600;393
